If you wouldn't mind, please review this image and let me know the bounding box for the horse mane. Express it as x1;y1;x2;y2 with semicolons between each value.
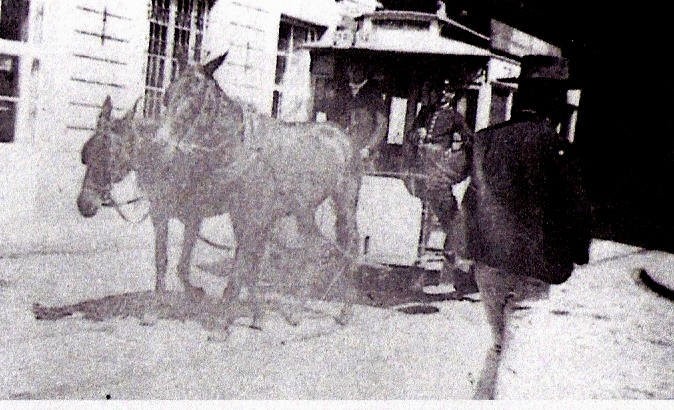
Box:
163;68;246;155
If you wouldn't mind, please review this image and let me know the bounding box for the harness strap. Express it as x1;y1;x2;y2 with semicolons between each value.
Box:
108;196;150;224
211;106;260;183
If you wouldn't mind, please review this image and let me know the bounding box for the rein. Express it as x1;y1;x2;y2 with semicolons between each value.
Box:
104;193;233;251
104;195;150;223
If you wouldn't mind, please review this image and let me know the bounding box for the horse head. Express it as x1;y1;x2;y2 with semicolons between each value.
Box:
77;96;139;217
157;52;232;145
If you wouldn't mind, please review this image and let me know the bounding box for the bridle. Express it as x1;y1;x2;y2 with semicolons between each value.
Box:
86;120;149;222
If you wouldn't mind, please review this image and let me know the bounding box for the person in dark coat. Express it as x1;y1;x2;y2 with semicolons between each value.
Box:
325;63;388;171
465;55;592;399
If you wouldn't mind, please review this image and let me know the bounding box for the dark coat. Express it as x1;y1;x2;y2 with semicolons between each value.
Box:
461;114;591;284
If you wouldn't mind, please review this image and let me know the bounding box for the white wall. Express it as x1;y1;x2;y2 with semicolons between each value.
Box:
1;0;342;249
207;0;339;114
34;0;148;226
37;0;148;151
1;0;150;231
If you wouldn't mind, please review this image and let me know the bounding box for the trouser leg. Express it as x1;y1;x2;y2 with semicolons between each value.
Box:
473;264;516;400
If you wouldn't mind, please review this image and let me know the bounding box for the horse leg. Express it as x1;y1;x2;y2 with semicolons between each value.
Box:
153;214;170;294
177;218;205;300
222;171;275;330
225;218;271;330
280;211;325;327
472;264;515;400
141;214;169;326
331;175;361;326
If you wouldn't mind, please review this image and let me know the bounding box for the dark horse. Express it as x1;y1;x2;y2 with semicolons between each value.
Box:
77;54;361;330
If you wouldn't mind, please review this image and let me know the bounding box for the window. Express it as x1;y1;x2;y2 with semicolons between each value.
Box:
273;17;323;120
489;85;512;126
455;88;479;132
0;0;30;143
0;53;18;142
143;0;207;118
0;0;30;42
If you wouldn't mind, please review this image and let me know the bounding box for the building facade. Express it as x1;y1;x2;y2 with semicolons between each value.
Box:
0;0;577;261
0;0;340;236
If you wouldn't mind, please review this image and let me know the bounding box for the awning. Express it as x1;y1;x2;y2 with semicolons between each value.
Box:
304;10;491;57
304;34;490;57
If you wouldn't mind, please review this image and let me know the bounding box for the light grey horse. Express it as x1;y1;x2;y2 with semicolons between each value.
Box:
77;55;361;330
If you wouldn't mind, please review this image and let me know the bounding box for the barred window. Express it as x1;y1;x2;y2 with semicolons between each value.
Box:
144;0;207;118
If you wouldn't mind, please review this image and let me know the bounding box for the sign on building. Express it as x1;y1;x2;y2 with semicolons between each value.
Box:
490;20;561;57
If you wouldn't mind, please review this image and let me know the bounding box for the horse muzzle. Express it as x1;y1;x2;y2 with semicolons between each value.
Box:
77;188;104;218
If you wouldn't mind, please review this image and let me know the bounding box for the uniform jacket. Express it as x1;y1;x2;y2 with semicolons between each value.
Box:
460;113;591;284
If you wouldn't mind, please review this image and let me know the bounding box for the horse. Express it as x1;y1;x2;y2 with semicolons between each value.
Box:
158;53;362;329
77;54;361;330
77;96;230;304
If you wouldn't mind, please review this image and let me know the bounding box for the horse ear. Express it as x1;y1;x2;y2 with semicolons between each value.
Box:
123;98;141;121
202;52;228;78
98;96;113;125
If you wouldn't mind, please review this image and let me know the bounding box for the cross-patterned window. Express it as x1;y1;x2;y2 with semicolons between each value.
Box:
143;0;207;118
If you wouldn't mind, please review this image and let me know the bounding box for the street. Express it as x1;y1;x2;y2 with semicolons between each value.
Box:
1;239;673;399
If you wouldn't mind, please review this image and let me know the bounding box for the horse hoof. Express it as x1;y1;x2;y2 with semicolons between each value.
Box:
140;313;159;326
249;317;263;331
207;329;231;343
284;315;300;327
281;308;301;327
335;306;354;326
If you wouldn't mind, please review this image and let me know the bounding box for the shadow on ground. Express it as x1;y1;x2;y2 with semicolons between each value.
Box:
32;291;253;333
31;264;478;330
356;266;479;308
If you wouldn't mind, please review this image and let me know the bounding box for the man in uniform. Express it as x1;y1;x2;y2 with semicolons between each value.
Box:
408;81;478;297
464;55;592;399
